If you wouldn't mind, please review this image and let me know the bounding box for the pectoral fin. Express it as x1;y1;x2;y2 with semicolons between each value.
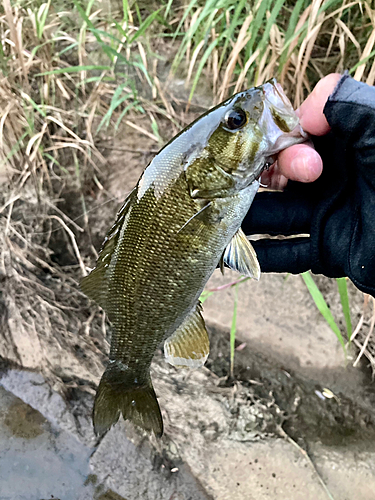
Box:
177;201;212;234
219;253;225;275
223;228;260;280
164;304;209;369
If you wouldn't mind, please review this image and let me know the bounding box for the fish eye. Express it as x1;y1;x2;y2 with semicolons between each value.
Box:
224;108;247;131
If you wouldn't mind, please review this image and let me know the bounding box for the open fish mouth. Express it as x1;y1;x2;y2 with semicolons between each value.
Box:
232;78;308;189
260;78;308;154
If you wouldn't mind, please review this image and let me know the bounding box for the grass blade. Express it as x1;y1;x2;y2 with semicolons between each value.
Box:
245;0;271;59
36;0;51;40
301;272;346;352
128;9;162;44
278;0;305;72
199;290;214;304
188;34;223;102
21;92;46;117
164;0;174;20
97;84;133;132
38;65;111;76
257;0;286;59
173;0;199;41
350;49;375;74
218;0;248;70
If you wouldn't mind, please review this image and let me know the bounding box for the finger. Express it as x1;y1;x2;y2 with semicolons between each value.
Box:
242;191;313;235
251;237;311;274
298;73;342;136
277;143;323;183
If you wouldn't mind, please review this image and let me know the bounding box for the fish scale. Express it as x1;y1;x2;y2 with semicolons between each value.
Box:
81;79;307;437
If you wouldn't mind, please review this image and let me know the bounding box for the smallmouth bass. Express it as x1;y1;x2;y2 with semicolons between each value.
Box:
81;80;306;437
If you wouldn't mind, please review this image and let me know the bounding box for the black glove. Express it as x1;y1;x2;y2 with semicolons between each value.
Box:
242;74;375;298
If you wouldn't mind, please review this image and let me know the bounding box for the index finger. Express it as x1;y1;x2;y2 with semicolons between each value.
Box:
298;73;342;135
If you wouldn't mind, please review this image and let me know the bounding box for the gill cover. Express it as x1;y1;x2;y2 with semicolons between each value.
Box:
184;79;307;199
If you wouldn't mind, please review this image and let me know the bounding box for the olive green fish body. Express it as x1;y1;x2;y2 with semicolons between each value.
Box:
81;80;307;436
113;187;256;353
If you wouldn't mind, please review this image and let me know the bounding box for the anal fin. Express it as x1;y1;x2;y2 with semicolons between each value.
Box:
223;228;260;280
164;304;209;369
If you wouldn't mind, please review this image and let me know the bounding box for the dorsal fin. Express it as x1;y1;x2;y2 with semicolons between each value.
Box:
81;188;136;309
164;303;209;369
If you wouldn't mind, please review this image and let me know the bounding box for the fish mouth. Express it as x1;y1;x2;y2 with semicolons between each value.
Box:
262;78;295;123
259;78;308;155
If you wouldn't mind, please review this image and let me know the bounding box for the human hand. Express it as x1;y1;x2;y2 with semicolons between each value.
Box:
261;73;341;190
243;74;375;297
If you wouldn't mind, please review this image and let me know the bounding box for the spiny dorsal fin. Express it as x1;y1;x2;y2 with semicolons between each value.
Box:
223;228;260;280
81;188;136;309
164;303;209;369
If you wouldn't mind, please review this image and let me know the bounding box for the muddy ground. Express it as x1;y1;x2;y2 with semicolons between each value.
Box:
1;86;375;500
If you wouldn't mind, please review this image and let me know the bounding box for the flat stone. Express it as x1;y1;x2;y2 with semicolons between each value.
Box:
0;385;94;500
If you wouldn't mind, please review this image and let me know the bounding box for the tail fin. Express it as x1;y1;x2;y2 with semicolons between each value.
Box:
93;363;163;437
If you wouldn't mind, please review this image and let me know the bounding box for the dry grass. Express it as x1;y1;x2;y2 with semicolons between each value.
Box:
352;295;375;370
0;187;107;393
1;0;375;388
1;1;104;191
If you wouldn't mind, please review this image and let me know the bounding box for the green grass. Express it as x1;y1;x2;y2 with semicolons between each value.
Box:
169;0;374;104
301;272;353;353
201;270;354;374
337;277;353;341
34;0;52;40
302;273;342;344
3;0;374;182
0;0;161;186
199;271;356;378
200;276;249;376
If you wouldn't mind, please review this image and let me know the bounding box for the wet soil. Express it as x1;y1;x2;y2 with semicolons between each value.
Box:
206;323;375;451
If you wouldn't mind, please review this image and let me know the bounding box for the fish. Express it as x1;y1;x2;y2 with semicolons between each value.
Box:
81;79;307;437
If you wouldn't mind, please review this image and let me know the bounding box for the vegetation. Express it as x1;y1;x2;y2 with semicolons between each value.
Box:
1;0;375;377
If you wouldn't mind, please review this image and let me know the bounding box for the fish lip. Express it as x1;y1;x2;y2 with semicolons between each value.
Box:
260;78;299;131
258;78;309;155
232;80;308;190
270;123;309;154
261;78;292;109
